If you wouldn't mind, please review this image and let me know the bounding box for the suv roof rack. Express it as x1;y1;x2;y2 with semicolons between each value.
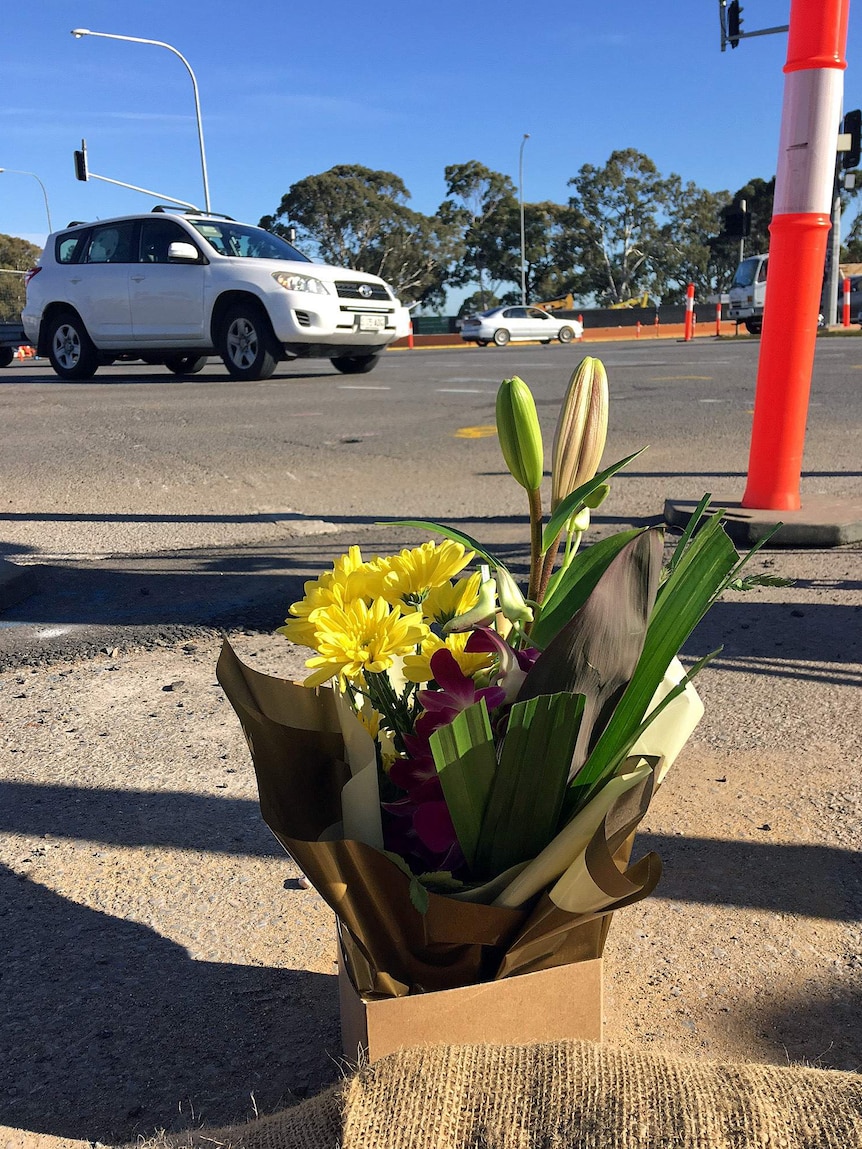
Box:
151;205;235;220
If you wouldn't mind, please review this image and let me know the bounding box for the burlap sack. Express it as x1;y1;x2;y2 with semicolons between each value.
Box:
146;1039;862;1149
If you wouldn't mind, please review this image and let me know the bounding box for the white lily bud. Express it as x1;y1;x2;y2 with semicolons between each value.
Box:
551;356;609;509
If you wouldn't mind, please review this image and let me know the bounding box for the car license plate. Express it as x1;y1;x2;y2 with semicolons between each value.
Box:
358;314;386;332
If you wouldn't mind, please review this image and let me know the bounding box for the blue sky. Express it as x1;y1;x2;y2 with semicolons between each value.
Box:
2;1;860;261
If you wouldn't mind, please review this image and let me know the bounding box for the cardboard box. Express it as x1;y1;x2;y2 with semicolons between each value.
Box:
338;950;603;1063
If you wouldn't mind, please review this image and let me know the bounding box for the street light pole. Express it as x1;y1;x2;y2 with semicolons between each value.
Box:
71;28;211;213
519;133;530;306
0;168;52;232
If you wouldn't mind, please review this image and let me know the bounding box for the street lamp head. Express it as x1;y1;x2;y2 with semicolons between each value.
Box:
71;29;90;38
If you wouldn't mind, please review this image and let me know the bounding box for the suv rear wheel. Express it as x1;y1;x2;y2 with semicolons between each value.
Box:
331;354;380;375
47;311;99;381
218;304;279;380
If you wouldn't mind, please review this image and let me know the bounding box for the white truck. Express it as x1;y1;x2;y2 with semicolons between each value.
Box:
727;253;768;334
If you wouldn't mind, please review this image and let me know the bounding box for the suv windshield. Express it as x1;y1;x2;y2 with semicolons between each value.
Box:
188;220;310;263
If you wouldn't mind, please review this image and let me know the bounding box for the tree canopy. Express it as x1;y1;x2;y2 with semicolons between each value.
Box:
0;233;41;322
251;150;860;310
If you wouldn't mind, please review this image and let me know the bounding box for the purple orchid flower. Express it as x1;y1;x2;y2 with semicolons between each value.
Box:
465;627;541;702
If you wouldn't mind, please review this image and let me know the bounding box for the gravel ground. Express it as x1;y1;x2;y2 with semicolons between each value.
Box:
1;542;860;1146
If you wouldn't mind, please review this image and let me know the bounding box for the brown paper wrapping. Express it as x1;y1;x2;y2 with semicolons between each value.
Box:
217;639;662;998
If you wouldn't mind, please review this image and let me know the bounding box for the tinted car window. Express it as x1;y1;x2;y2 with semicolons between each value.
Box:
56;232;88;264
85;222;136;264
139;218;197;264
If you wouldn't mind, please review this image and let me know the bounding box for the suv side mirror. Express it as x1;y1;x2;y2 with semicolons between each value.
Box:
168;241;200;263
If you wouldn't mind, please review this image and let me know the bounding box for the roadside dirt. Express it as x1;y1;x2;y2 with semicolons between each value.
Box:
1;543;860;1146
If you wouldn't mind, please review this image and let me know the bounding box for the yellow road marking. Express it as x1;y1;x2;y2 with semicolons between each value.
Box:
455;424;498;439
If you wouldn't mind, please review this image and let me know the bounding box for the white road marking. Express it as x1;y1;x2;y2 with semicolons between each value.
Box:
337;385;391;390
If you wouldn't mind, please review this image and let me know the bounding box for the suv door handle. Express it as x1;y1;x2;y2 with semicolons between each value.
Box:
130;275;146;283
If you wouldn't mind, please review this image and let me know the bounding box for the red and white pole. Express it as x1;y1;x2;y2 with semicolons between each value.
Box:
842;276;851;326
742;0;849;511
578;314;585;340
683;283;695;341
407;320;414;350
715;300;722;337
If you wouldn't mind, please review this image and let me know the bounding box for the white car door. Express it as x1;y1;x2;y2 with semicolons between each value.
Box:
72;222;136;344
130;219;207;342
526;308;554;339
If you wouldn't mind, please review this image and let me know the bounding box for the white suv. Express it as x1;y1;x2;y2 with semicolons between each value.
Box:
23;208;411;381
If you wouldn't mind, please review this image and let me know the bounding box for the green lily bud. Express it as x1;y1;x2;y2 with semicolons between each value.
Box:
551;356;608;509
583;482;610;510
495;564;534;626
443;570;498;633
496;376;544;492
568;506;591;534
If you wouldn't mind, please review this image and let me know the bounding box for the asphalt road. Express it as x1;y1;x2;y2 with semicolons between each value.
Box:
1;334;860;666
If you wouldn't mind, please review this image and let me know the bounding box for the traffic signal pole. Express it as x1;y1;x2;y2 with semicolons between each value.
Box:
741;0;850;511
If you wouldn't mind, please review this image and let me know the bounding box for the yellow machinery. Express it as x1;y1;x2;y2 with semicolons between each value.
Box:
608;293;651;309
536;293;575;311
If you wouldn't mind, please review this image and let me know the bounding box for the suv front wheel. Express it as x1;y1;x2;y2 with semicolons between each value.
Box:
218;303;279;381
331;354;380;375
47;311;99;381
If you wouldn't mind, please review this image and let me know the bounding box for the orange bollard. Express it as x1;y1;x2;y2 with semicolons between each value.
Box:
742;0;849;511
407;321;414;349
636;321;641;338
715;301;722;337
654;314;659;336
578;313;585;341
683;284;695;341
843;276;851;326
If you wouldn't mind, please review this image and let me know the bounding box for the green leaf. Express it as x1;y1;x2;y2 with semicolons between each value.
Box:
665;493;712;580
541;448;646;554
408;876;430;915
429;701;497;869
566;514;738;814
474;691;585;877
531;528;644;648
382;518;505;572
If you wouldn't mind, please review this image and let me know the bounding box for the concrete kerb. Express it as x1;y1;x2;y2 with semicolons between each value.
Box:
0;557;38;612
664;495;862;547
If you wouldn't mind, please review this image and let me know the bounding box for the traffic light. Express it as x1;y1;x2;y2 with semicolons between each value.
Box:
724;208;751;238
841;110;862;171
728;1;743;48
73;139;88;182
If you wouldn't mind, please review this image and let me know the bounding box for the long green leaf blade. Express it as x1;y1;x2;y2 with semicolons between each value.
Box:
429;701;497;869
567;516;738;812
531;528;644;648
381;519;503;571
474;692;585;877
541;448;646;553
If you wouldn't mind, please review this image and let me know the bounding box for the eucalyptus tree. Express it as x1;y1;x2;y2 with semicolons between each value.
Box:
443;161;518;309
566;149;671;304
260;165;461;306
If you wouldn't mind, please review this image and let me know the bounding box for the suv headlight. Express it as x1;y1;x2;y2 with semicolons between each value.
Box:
272;271;330;295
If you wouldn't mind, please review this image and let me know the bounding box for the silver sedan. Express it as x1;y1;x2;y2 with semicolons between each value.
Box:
460;305;583;347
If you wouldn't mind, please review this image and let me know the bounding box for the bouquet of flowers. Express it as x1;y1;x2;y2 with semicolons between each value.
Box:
217;357;767;1000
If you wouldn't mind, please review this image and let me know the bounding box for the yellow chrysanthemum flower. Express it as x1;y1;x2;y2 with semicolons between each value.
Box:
380;540;475;607
302;597;429;688
421;571;482;626
277;546;392;650
402;630;495;685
